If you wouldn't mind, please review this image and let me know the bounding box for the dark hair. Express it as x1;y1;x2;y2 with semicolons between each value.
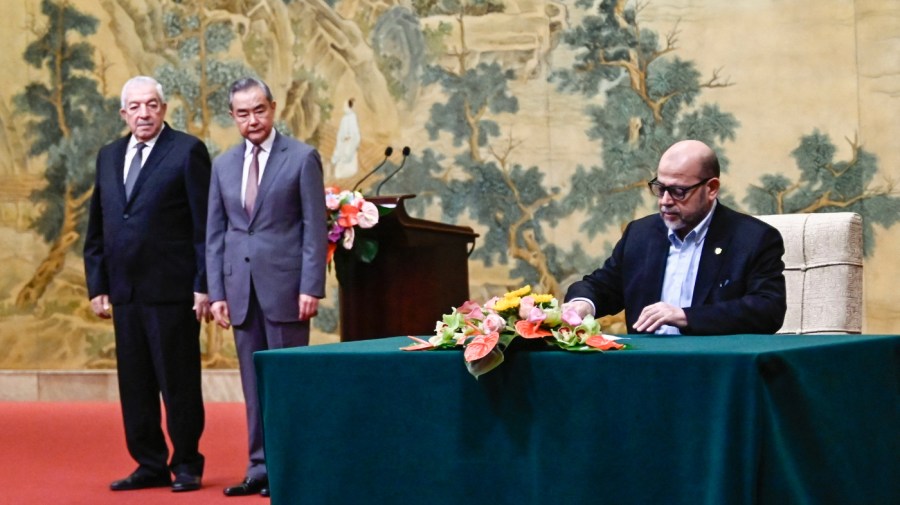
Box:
228;77;274;109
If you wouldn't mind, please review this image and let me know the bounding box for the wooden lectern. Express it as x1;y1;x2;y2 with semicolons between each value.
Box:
337;195;478;341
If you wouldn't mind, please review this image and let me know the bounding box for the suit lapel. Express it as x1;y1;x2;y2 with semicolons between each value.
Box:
249;132;286;224
220;145;250;225
112;138;129;205
126;125;175;206
692;204;733;305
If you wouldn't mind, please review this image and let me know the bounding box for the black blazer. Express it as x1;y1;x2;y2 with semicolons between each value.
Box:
84;124;211;304
565;203;787;335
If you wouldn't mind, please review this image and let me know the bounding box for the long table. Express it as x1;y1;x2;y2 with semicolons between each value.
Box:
255;334;900;504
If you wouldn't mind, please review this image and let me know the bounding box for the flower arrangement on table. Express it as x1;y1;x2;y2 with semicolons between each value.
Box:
325;187;391;275
402;285;626;378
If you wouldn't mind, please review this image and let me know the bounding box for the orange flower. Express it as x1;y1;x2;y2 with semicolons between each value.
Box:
585;334;625;350
326;242;337;264
337;204;360;228
515;320;552;339
464;332;499;362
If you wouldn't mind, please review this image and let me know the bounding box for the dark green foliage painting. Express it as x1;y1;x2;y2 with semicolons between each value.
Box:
2;0;899;370
745;131;900;255
14;0;121;309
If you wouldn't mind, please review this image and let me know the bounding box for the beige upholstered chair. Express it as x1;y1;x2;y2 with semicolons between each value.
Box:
755;213;863;334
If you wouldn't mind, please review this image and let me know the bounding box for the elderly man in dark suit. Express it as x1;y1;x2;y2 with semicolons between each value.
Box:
565;139;787;335
206;77;327;497
84;76;211;492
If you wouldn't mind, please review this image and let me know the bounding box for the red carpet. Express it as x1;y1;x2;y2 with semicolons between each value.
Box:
0;402;258;505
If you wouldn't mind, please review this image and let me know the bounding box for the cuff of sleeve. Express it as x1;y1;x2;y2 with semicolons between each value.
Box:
567;297;596;316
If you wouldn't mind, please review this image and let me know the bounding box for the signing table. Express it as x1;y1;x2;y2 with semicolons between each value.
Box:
255;334;899;505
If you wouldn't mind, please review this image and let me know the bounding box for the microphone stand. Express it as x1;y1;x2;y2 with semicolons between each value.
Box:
352;146;393;192
376;146;410;196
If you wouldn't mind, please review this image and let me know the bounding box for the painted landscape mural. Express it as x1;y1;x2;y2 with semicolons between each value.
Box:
1;0;898;369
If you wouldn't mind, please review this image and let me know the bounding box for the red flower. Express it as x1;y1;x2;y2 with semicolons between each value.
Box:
326;242;337;264
337;204;360;228
585;335;625;351
464;332;499;362
515;320;552;339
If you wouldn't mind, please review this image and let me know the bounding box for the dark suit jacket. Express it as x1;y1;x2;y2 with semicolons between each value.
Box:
84;125;211;304
565;203;787;335
206;132;327;326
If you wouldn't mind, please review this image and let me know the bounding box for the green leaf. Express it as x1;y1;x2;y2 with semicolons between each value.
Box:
355;238;379;263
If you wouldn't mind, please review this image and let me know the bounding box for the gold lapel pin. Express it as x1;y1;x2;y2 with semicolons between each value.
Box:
715;247;723;255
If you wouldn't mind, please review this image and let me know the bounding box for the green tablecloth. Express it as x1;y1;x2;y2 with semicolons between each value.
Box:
255;334;900;505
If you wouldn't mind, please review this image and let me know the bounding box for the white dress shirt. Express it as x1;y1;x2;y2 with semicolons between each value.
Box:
122;125;164;182
656;200;717;334
240;128;276;207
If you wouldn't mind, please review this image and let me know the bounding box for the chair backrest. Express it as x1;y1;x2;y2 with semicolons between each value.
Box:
755;213;863;334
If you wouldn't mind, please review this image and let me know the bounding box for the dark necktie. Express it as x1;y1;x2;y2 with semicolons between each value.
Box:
245;144;261;215
124;142;146;200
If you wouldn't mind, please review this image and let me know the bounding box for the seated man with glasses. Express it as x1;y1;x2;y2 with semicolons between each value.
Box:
564;139;787;335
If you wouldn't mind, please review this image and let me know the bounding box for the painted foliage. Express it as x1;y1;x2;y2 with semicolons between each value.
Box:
0;0;898;369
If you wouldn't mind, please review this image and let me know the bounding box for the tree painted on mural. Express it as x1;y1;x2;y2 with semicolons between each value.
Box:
14;0;121;309
551;0;737;238
385;0;739;296
376;0;579;295
151;0;252;151
744;131;900;255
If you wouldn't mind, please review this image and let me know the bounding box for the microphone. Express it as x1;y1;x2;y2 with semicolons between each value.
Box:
351;146;393;192
376;146;410;196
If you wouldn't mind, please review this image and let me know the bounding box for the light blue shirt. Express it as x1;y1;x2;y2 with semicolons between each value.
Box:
656;200;717;334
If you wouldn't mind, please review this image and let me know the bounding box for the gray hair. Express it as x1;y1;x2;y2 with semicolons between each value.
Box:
228;77;274;109
120;76;166;109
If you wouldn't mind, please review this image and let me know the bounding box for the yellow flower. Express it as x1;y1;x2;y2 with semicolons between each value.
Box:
504;285;531;299
531;294;554;304
494;296;521;312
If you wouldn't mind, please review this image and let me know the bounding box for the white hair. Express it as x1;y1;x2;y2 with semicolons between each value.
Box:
120;76;166;109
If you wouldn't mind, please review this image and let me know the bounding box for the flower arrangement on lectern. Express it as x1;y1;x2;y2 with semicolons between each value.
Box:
401;285;627;378
325;187;391;278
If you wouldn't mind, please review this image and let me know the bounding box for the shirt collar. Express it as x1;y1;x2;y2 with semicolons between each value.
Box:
244;128;276;156
667;199;717;246
129;124;164;149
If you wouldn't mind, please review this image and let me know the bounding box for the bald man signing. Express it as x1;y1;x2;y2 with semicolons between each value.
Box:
564;139;787;335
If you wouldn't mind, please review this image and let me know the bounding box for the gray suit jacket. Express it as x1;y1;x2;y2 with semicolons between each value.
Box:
206;132;327;325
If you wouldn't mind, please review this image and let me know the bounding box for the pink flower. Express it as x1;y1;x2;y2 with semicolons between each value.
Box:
325;187;342;210
518;296;535;319
526;306;547;325
357;201;379;229
464;332;499;362
484;296;500;311
482;313;506;333
562;307;583;326
400;336;435;351
457;300;485;321
341;226;355;250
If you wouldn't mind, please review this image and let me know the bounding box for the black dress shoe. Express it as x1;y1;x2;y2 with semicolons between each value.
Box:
110;470;172;491
172;473;202;492
224;477;268;497
260;486;270;497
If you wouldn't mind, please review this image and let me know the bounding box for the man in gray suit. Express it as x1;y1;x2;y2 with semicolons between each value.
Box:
206;77;327;497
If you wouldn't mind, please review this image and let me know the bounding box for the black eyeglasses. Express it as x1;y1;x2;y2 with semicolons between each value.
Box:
647;177;711;201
